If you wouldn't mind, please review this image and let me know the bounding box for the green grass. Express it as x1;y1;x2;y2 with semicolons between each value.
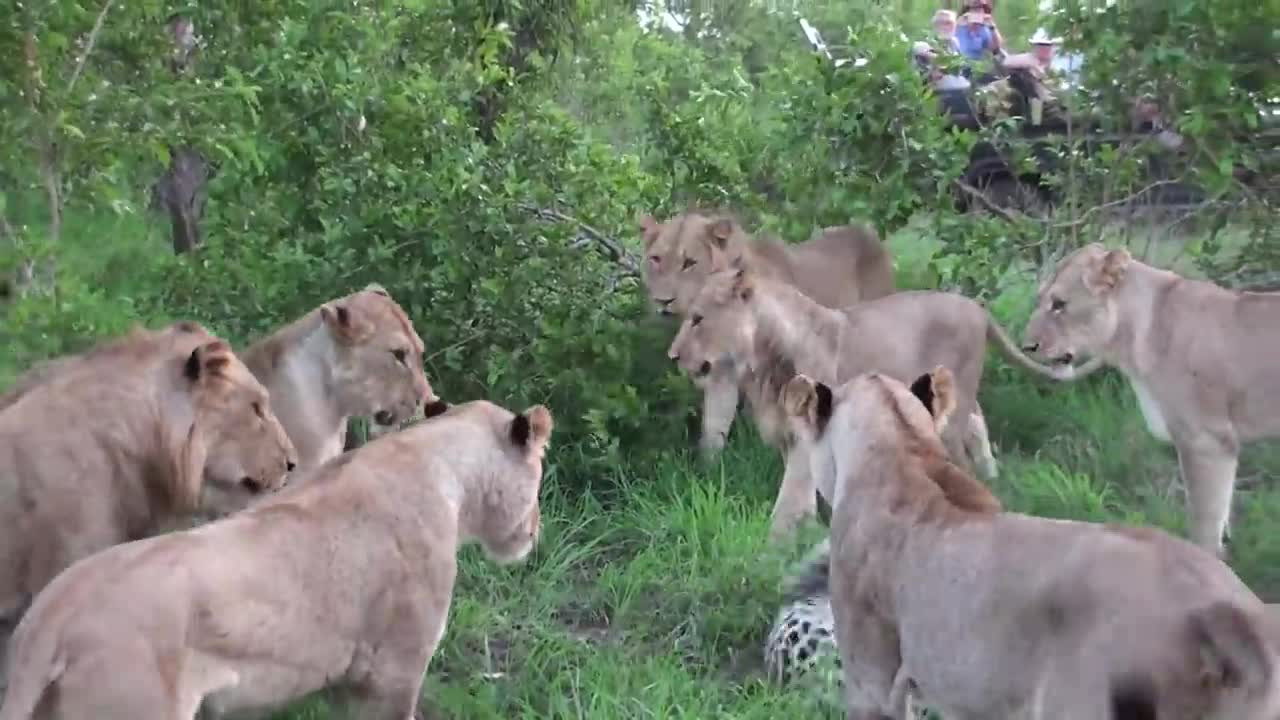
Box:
6;203;1280;718
272;345;1280;719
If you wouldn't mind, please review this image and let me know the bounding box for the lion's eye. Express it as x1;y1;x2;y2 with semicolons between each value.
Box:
392;348;408;364
251;401;265;418
691;314;703;327
681;256;696;270
1050;298;1067;313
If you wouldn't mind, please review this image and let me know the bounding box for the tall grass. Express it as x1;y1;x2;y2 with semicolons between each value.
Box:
5;206;1278;718
267;224;1280;717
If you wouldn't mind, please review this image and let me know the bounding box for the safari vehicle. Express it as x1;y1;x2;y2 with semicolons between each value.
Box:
798;18;1214;215
951;79;1279;214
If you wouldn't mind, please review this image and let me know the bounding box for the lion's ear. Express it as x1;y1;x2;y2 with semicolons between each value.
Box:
707;217;734;249
510;405;554;454
184;340;232;382
731;265;755;302
423;399;451;419
639;214;660;249
909;366;957;431
320;302;369;343
1083;247;1131;295
1188;601;1271;694
363;282;390;298
702;219;737;272
783;375;817;418
783;375;833;430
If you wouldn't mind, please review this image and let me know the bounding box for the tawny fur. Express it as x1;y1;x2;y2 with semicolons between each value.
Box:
3;287;436;474
666;266;1073;538
786;367;1280;720
0;322;297;695
239;284;435;470
1023;243;1280;558
639;210;895;457
0;399;551;720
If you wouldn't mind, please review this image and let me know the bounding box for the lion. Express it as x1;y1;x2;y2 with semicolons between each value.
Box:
1021;243;1280;558
0;320;206;413
781;365;1280;720
2;288;436;472
0;398;551;720
639;211;896;458
0;322;297;691
239;283;436;470
666;264;1080;537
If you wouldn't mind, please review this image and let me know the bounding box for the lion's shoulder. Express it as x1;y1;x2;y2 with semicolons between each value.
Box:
1;322;214;411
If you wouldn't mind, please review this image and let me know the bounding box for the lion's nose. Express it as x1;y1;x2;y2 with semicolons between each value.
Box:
668;350;680;362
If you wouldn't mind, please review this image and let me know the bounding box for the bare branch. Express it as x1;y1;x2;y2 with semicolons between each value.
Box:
1048;179;1188;230
517;203;640;276
67;0;115;95
953;180;1026;224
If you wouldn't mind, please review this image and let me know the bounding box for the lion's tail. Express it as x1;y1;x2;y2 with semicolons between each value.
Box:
781;537;831;605
983;312;1104;382
0;627;65;720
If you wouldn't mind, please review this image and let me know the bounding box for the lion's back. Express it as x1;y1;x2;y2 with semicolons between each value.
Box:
782;223;895;306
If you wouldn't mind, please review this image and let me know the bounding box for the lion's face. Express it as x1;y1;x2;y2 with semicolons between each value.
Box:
323;287;435;428
483;505;541;565
640;213;739;317
1023;244;1130;367
784;368;956;495
433;400;552;565
188;342;298;515
666;267;756;385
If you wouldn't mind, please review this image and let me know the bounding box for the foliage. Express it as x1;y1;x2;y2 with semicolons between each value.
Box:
2;0;1277;471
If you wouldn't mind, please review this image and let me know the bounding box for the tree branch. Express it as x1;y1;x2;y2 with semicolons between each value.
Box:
517;203;640;276
1048;179;1187;229
953;180;1025;224
67;0;115;95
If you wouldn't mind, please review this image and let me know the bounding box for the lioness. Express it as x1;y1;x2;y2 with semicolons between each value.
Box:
640;211;895;457
0;398;549;720
0;323;297;686
666;264;1076;537
782;366;1280;720
2;288;436;471
0;320;203;412
1022;243;1280;558
240;283;436;470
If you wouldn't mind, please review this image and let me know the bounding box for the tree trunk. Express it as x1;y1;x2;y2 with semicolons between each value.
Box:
152;145;209;254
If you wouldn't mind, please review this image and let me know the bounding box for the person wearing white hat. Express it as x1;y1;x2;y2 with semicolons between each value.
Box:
1028;28;1061;72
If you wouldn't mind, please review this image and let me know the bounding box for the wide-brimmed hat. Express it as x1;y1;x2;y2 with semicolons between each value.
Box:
1029;28;1061;45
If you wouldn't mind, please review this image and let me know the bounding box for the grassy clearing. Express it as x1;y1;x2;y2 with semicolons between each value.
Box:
5;206;1277;718
265;221;1280;719
272;359;1280;719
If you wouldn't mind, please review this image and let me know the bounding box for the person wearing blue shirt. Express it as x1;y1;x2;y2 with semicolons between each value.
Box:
955;4;1004;61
